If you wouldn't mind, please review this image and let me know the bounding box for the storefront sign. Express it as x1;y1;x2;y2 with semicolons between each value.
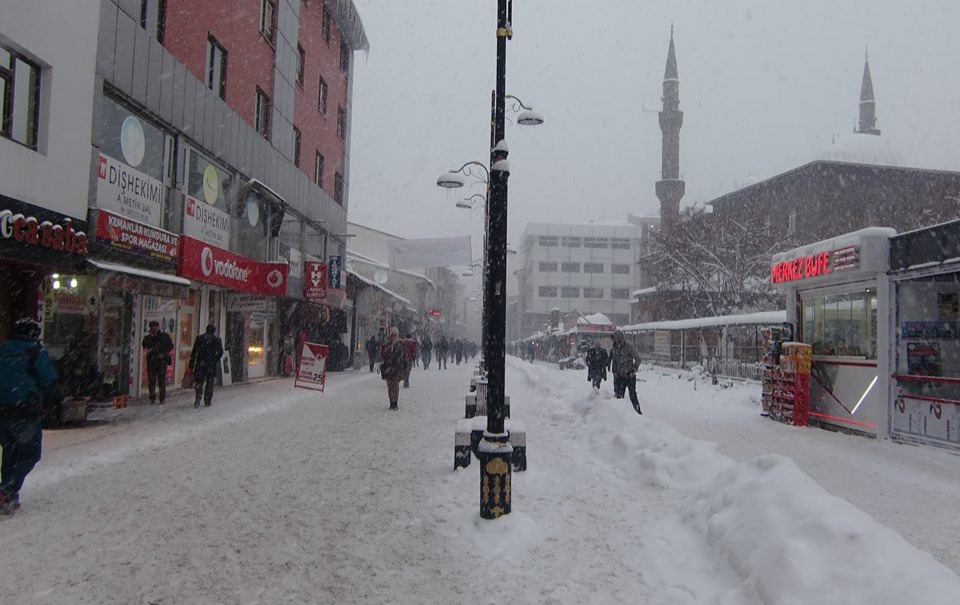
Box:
95;210;179;263
227;294;276;314
0;207;88;257
183;196;230;248
770;247;860;284
305;262;328;303
97;153;165;227
179;236;288;295
328;255;342;288
295;342;328;392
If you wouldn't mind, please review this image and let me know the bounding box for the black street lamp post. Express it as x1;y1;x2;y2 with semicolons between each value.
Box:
476;0;513;520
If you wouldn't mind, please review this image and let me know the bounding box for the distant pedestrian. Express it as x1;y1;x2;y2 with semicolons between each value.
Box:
586;341;609;390
401;334;417;388
189;325;224;408
609;330;642;414
379;328;406;410
141;320;174;404
436;336;449;370
365;335;379;373
0;318;57;515
421;335;433;369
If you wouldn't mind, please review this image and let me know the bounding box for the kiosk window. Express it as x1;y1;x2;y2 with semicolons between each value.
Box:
801;288;877;358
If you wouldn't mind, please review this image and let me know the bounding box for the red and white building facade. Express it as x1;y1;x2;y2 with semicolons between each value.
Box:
3;0;368;407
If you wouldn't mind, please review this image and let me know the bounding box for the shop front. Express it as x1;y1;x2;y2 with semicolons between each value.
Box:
178;236;288;383
771;228;895;436
888;220;960;451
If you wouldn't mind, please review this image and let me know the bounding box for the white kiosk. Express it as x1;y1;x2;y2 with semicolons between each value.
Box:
771;228;896;436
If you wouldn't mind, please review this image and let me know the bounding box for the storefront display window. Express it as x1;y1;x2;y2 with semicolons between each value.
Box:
43;275;98;392
801;288;877;358
895;275;960;400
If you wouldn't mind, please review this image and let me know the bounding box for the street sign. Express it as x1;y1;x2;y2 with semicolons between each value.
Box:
304;261;328;303
295;342;328;392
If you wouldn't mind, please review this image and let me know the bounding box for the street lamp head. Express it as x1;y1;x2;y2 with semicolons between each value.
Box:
437;171;467;189
517;109;545;126
455;201;473;210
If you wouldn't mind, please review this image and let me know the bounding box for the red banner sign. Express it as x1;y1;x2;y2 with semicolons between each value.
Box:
96;210;179;263
771;246;860;285
179;236;288;295
304;262;328;303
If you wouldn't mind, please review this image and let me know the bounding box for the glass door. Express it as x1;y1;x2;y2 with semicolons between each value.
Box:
247;314;267;378
176;291;197;387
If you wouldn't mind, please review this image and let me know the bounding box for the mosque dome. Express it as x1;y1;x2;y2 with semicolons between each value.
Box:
817;132;906;168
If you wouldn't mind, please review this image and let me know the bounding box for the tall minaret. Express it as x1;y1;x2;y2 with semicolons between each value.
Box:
656;27;685;234
857;51;881;136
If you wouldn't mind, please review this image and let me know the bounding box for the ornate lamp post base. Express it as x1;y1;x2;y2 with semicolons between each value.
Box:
478;432;513;519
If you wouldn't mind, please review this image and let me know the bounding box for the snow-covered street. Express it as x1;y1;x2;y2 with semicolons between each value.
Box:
2;359;959;604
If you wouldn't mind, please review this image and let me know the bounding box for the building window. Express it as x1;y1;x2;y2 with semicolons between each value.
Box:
140;0;167;42
583;287;604;299
538;236;558;247
0;47;41;150
206;36;227;100
334;171;344;205
612;288;631;300
561;287;580;298
561;262;580;273
314;152;324;187
538;286;557;298
260;0;277;46
538;261;557;272
584;237;609;249
611;264;631;275
318;77;328;114
322;6;332;44
296;44;305;87
611;238;631;249
788;209;797;234
293;127;301;167
584;262;604;274
255;88;271;138
562;237;581;248
337;106;346;140
339;41;350;72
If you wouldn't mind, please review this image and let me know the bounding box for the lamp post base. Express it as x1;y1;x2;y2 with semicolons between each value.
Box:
478;432;513;519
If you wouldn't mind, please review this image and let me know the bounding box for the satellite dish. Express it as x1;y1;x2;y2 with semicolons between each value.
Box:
374;270;389;285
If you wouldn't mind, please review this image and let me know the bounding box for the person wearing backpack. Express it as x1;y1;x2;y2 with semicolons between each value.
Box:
141;320;174;404
189;324;224;408
0;318;57;516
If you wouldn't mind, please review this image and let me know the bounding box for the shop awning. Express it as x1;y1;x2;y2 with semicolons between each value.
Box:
347;268;411;306
87;259;191;299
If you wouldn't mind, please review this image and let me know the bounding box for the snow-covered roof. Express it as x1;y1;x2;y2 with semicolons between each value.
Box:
632;287;658;298
346;268;411;306
346;252;435;289
622;310;786;332
772;227;896;265
816;133;906;168
87;259;191;286
579;313;613;325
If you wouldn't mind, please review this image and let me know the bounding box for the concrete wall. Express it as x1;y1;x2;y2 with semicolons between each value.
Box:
0;0;101;220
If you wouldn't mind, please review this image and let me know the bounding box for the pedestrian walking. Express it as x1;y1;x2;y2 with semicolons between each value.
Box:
141;320;174;404
379;328;406;410
609;330;642;414
421;335;433;369
189;325;224;408
401;334;417;388
365;334;379;373
586;341;609;390
0;318;57;516
436;336;448;370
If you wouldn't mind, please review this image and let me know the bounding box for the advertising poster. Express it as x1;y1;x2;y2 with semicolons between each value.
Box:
906;342;941;377
295;342;329;392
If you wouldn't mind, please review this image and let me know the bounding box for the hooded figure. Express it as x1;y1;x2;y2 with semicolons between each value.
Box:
0;318;57;515
585;341;609;390
380;328;406;410
189;324;224;408
609;330;642;414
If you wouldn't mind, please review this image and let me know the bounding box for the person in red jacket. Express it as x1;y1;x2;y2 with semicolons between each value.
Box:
401;334;418;388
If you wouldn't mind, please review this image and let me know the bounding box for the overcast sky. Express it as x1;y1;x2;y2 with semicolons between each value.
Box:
347;0;960;252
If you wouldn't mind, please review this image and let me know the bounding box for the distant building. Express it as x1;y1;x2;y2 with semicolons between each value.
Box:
515;221;655;337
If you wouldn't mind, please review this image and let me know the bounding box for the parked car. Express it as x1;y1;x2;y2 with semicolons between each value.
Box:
559;355;586;370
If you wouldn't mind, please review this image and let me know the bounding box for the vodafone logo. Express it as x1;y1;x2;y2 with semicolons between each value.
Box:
266;269;284;288
201;247;215;276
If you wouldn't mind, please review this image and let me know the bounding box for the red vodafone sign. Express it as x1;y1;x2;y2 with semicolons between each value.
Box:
179;236;288;295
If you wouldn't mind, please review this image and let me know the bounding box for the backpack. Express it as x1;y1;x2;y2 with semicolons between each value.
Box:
0;341;43;408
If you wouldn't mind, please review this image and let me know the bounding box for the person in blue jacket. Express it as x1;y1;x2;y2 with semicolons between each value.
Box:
0;317;57;516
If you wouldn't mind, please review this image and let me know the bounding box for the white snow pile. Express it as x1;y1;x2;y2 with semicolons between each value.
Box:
509;358;960;605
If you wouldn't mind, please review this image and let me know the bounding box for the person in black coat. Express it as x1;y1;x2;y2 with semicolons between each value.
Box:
585;341;609;390
365;335;379;373
189;325;224;408
141;320;174;404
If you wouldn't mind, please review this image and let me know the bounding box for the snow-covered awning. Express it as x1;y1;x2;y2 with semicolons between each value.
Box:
622;310;786;333
347;268;411;306
87;259;191;299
